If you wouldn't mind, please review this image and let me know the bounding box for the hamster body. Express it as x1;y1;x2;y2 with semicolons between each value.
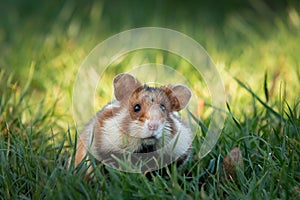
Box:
73;73;192;173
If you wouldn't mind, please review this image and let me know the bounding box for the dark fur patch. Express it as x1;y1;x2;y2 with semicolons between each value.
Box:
143;84;156;92
134;143;156;153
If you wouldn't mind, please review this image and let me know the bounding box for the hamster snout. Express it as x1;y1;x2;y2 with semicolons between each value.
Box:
141;105;166;139
147;120;159;131
144;119;163;138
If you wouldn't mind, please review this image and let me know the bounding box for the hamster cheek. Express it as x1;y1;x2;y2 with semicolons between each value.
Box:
126;120;148;139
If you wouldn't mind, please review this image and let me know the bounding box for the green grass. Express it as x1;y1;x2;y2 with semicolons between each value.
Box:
1;0;300;199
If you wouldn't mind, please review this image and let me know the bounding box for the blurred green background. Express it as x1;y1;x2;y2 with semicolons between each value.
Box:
0;0;299;123
1;1;300;199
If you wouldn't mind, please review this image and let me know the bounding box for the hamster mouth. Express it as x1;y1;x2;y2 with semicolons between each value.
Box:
135;143;155;153
134;137;157;153
142;136;156;145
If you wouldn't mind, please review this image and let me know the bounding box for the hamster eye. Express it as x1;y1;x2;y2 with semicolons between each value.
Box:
134;104;141;112
160;104;166;111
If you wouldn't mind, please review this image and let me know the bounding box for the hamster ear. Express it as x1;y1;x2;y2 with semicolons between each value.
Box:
113;73;141;101
169;85;192;111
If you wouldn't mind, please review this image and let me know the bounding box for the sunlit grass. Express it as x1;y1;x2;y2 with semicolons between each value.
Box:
0;1;300;199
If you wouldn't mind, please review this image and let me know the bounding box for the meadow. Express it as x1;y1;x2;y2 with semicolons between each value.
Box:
0;0;299;199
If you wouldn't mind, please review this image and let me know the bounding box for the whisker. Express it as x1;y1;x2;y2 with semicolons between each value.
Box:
163;124;172;129
163;125;172;129
163;127;172;132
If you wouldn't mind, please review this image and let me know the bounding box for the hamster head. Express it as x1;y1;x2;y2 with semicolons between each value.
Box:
113;73;192;147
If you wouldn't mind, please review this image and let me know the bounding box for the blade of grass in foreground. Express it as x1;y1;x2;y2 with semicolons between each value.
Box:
264;72;269;103
234;77;282;120
226;102;242;131
187;109;208;136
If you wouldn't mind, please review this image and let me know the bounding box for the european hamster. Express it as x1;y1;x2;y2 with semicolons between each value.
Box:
72;73;192;174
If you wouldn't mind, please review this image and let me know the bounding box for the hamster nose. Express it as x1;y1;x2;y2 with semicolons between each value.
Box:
148;121;159;131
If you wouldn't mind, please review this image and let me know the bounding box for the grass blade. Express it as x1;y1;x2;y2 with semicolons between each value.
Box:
226;102;242;131
234;77;282;120
264;72;269;103
187;109;208;136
